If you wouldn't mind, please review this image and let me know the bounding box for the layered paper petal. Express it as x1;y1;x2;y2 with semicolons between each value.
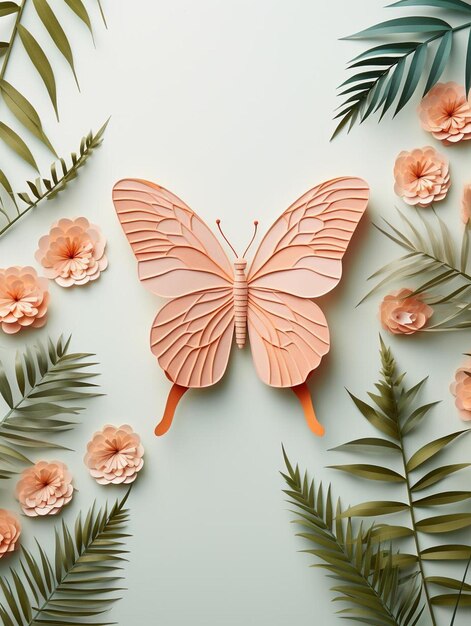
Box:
380;288;433;335
394;146;450;208
15;461;74;517
0;509;21;558
419;82;471;145
0;266;49;334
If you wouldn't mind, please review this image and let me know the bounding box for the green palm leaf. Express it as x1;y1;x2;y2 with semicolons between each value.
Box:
361;209;471;331
334;3;471;136
330;337;471;625
0;335;100;478
281;448;424;625
0;119;108;238
0;490;131;625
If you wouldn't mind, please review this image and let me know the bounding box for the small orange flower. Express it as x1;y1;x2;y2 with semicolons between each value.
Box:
394;146;450;208
35;217;108;287
380;288;433;335
419;82;471;145
450;360;471;422
84;424;144;485
0;266;49;334
15;461;74;517
461;184;471;225
0;509;21;559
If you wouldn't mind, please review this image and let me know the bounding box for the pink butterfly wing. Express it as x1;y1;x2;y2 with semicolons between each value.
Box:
151;287;235;388
112;178;235;389
247;289;329;387
247;177;369;297
112;179;233;297
247;177;368;387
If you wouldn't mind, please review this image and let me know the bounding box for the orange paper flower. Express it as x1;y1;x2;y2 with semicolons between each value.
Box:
0;266;49;334
393;146;450;208
0;509;21;559
450;360;471;422
419;82;471;145
462;184;471;225
35;217;108;287
15;461;74;517
380;288;433;335
84;424;144;485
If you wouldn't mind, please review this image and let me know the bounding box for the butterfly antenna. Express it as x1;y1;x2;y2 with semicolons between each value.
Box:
216;219;238;258
243;220;259;257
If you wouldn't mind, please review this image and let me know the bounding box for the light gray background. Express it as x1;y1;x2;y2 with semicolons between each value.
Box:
0;1;470;624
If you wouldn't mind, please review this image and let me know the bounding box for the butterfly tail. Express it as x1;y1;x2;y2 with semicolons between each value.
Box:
291;383;325;437
155;383;189;436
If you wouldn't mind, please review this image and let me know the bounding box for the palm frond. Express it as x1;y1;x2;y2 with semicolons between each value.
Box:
0;489;131;625
0;335;100;479
330;337;471;623
281;448;424;626
0;119;108;238
361;209;471;331
0;0;106;165
333;2;471;138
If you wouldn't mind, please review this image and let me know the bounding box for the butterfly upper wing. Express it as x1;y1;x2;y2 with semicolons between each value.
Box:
247;177;369;297
112;178;233;297
151;287;235;388
247;177;368;388
112;178;235;390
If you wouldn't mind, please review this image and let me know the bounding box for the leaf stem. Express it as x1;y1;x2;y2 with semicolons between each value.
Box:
0;0;28;83
29;488;131;625
385;358;437;626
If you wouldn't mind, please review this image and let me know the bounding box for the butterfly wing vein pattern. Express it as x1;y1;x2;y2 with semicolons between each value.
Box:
112;176;369;436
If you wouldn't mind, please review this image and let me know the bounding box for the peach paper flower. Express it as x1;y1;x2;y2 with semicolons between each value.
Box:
462;184;471;225
35;217;108;287
380;288;433;335
394;146;450;208
0;509;21;559
419;82;471;145
0;266;49;335
450;360;471;422
84;424;144;485
15;461;74;517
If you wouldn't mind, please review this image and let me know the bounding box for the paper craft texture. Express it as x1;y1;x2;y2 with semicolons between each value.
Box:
112;177;369;435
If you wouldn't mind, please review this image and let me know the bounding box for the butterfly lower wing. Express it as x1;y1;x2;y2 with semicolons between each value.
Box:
112;178;233;297
152;286;235;379
247;177;369;297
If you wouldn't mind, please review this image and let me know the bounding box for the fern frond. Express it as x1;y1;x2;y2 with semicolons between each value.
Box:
334;2;471;138
361;209;471;331
0;335;100;478
281;448;424;626
0;119;108;238
0;490;130;625
331;337;471;624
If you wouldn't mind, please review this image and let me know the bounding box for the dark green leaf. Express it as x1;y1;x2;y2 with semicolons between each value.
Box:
395;43;427;113
423;29;452;94
347;17;451;39
389;0;471;11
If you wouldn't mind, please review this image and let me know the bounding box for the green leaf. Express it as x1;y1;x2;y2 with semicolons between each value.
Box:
467;27;471;96
0;80;56;154
423;29;452;94
411;463;470;491
421;545;471;560
389;0;471;11
416;513;471;534
0;2;19;17
431;593;471;606
370;524;414;542
328;464;405;482
63;0;93;36
427;576;471;591
33;0;79;87
395;43;427;113
330;437;401;452
0;122;38;170
347;16;452;39
414;491;471;506
0;363;13;408
406;430;469;471
347;391;398;439
17;24;58;120
341;501;409;517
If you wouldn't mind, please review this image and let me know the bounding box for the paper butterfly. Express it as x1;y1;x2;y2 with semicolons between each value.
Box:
112;177;369;436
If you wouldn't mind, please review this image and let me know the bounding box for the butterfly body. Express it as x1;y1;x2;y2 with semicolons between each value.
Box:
233;258;248;349
112;176;369;436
